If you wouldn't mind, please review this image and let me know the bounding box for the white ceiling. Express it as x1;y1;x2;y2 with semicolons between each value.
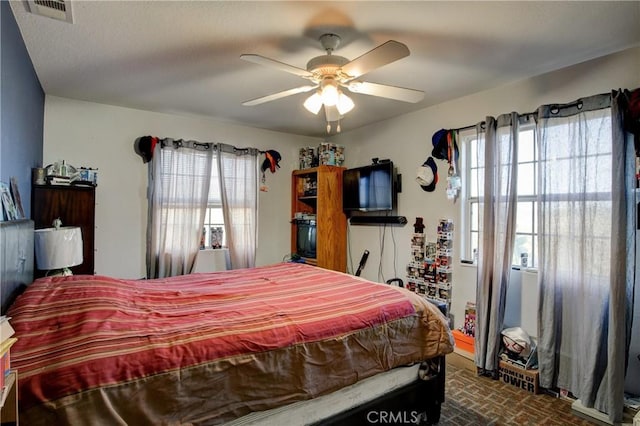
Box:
9;1;640;138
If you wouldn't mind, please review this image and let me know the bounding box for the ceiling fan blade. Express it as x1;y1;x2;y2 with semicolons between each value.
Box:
341;40;410;79
324;105;341;122
242;85;317;106
240;54;313;78
347;81;424;103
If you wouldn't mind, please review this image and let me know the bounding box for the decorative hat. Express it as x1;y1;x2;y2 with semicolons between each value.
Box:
431;128;460;163
416;156;438;192
431;129;449;160
134;136;158;163
261;150;282;173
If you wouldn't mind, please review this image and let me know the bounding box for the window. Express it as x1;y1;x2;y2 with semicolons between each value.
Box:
156;147;213;250
461;126;538;268
461;113;614;271
148;140;259;277
537;112;613;278
201;161;225;249
156;149;227;250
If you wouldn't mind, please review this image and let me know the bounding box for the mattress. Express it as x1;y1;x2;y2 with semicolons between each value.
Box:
8;262;453;425
227;363;422;426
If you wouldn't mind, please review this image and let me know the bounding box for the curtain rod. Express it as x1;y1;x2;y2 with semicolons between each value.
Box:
451;111;537;134
157;137;264;154
450;96;595;134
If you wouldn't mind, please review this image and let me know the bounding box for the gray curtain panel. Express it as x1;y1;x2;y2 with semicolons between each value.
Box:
146;139;214;278
536;92;634;422
474;113;519;374
217;144;259;269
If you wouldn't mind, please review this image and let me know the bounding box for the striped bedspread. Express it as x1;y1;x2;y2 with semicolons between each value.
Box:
8;262;453;425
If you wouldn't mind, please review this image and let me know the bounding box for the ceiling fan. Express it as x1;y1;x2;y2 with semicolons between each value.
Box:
241;33;424;133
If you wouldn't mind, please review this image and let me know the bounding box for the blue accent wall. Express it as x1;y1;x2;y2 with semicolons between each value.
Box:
1;1;44;218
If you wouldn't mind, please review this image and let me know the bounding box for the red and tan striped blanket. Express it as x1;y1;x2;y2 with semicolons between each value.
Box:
8;262;453;425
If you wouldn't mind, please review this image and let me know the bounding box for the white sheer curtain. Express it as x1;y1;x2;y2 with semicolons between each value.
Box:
536;92;634;422
217;144;259;269
146;139;213;278
474;113;519;374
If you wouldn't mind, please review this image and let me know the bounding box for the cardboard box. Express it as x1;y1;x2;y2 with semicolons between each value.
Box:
452;329;474;354
498;360;540;394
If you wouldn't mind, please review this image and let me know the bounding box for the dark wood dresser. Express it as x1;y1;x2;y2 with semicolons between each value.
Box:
31;184;95;276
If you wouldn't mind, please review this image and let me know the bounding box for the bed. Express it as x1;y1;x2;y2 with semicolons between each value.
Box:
5;254;453;424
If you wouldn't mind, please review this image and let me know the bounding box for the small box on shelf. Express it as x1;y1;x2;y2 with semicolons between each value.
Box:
463;301;476;337
410;233;425;247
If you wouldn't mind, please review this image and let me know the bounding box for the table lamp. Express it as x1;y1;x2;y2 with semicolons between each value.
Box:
34;221;83;276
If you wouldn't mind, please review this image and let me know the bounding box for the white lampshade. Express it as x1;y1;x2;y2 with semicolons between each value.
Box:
303;92;323;114
320;83;339;106
35;227;83;270
305;80;355;120
336;92;354;115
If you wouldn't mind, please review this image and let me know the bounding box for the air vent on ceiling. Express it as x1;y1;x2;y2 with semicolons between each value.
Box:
27;0;73;23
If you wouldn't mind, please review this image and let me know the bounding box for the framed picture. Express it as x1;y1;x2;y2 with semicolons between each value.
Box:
10;177;25;219
0;182;18;221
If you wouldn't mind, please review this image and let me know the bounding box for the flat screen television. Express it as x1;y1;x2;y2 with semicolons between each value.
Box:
343;161;398;212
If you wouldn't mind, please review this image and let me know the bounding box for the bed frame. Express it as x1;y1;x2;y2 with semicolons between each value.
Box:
0;220;34;315
0;220;447;425
317;357;446;426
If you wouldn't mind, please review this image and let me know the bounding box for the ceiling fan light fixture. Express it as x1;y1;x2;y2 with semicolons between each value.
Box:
242;35;424;134
336;92;354;115
320;80;339;107
303;92;323;114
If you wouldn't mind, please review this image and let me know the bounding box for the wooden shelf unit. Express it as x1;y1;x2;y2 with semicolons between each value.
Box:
291;166;347;272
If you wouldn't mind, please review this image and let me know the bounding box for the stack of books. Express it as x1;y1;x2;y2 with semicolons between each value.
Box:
0;315;17;408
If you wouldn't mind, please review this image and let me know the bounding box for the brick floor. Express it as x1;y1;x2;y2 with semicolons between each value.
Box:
442;363;595;425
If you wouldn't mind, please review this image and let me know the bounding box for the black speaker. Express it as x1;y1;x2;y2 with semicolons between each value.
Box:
349;216;408;225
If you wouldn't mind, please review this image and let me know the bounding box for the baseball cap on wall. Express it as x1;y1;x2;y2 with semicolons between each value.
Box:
416;156;438;192
261;150;282;173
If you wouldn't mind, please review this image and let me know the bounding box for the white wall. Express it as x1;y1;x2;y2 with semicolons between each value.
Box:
43;97;321;278
331;46;640;335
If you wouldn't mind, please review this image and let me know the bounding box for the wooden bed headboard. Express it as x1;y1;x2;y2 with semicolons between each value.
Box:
0;219;34;314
